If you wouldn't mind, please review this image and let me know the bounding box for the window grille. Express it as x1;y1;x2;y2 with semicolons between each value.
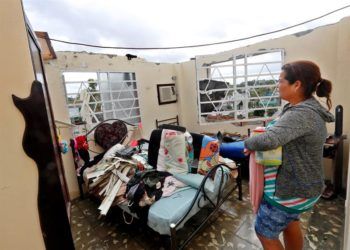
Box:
196;49;284;124
63;72;141;125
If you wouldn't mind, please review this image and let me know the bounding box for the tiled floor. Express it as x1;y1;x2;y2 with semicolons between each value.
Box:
70;181;345;249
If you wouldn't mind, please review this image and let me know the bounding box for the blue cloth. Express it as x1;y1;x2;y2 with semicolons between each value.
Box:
147;188;202;235
255;199;300;239
147;167;231;235
173;173;214;193
220;141;245;159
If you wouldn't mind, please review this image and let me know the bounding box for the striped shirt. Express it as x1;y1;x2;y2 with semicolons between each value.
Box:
263;166;320;213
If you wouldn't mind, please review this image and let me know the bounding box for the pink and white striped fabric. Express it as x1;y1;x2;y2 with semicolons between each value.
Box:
249;152;265;214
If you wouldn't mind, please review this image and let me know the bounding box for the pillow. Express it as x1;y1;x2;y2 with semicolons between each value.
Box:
94;121;128;150
163;130;188;174
157;129;188;174
197;135;220;175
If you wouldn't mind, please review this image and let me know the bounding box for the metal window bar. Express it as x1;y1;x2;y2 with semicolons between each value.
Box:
66;89;137;94
207;72;281;80
196;49;284;124
199;106;279;116
63;72;141;125
200;95;280;104
199;84;279;94
200;60;284;69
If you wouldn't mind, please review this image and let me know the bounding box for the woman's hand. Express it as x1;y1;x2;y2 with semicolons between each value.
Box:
244;148;252;156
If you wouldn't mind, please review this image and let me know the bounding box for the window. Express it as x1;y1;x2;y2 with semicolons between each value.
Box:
63;72;141;125
196;49;284;124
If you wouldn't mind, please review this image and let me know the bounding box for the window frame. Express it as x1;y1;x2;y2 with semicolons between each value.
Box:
62;71;141;125
196;49;285;125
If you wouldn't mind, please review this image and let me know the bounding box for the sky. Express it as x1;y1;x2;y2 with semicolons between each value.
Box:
23;0;350;63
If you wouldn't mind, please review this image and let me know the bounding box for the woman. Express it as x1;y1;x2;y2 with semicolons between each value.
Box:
244;60;334;250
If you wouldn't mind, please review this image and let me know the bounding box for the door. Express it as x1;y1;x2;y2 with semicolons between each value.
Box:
11;14;75;249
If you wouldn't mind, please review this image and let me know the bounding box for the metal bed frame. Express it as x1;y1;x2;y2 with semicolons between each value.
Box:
169;163;242;249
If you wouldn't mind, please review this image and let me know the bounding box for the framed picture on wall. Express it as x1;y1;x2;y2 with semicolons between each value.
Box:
157;83;177;105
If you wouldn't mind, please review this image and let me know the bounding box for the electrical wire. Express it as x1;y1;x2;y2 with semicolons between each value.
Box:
37;4;350;50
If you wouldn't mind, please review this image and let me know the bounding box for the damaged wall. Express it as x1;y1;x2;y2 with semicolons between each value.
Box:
180;21;339;134
44;17;350;197
44;52;180;198
45;52;180;137
177;16;350;187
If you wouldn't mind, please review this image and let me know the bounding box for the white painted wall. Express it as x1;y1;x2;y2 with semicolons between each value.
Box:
334;17;350;187
0;0;45;249
344;147;350;249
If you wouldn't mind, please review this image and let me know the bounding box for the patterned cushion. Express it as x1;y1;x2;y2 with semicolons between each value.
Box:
157;129;188;174
197;135;220;175
94;121;128;150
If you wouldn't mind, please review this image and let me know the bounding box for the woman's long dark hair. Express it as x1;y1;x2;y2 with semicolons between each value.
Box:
282;60;332;110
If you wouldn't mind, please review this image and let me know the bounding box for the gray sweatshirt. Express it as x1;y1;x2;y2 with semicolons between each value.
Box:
244;97;334;198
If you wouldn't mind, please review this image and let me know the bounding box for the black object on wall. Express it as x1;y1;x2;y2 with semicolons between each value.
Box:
334;105;343;137
12;81;75;250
